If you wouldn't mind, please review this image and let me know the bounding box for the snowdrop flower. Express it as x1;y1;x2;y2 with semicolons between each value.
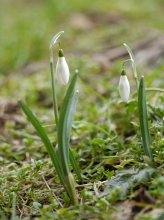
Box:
119;70;130;102
56;49;70;85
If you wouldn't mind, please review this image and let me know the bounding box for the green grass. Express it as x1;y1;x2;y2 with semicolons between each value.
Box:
0;0;164;219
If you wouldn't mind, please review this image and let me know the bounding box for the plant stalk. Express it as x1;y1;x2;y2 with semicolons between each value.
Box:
50;61;59;126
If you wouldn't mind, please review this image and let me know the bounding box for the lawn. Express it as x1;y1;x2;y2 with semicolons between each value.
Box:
0;0;164;219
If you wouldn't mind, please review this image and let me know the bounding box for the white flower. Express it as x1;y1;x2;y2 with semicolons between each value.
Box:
56;49;70;85
119;70;130;102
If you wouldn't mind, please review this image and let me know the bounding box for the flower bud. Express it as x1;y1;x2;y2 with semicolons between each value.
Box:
56;49;70;85
119;70;130;102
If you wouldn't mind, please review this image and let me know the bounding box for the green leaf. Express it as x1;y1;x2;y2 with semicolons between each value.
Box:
57;73;78;176
19;101;65;185
66;90;78;144
56;73;79;204
65;89;82;181
138;77;153;161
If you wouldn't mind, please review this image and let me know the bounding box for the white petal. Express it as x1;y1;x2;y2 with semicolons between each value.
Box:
119;75;130;102
56;57;70;85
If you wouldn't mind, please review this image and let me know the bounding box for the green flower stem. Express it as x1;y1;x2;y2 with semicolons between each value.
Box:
123;43;139;89
122;59;132;70
49;31;64;126
50;61;59;126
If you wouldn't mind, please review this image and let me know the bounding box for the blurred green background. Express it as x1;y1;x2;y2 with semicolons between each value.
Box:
0;0;164;74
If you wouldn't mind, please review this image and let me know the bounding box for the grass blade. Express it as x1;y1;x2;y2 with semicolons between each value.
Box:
138;76;153;161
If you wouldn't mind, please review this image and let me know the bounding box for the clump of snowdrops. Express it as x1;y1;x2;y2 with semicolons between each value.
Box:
19;31;81;205
19;31;163;205
118;44;164;162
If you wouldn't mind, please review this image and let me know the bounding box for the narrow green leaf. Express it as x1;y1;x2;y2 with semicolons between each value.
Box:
19;101;65;184
138;77;153;161
55;144;66;184
57;73;79;204
57;73;78;175
66;90;78;144
65;89;82;181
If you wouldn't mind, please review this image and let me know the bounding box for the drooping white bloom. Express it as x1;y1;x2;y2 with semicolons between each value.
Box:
119;70;130;102
56;49;70;85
